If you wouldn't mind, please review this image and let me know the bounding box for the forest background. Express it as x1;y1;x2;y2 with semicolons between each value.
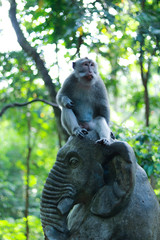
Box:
0;0;160;239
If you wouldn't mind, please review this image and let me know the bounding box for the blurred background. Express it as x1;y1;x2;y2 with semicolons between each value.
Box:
0;0;160;239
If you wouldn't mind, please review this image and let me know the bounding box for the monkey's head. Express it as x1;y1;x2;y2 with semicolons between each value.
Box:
73;57;98;86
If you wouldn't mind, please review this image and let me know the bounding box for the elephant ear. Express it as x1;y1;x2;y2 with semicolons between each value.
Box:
90;141;136;217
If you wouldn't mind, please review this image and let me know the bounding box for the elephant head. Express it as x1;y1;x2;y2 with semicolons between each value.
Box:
40;131;160;240
40;133;106;240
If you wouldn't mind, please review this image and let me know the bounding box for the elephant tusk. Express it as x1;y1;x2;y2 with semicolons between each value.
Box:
57;197;75;215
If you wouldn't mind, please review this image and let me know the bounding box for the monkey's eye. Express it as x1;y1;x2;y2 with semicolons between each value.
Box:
83;62;88;66
90;63;94;67
68;157;80;168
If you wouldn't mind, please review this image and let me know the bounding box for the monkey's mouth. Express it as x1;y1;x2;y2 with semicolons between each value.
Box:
86;74;93;81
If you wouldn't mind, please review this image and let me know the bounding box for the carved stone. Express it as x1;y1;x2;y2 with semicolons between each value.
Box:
40;131;160;240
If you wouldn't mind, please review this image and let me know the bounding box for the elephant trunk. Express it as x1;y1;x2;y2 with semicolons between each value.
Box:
40;159;76;240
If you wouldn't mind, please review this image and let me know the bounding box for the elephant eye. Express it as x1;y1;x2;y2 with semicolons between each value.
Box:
69;157;80;168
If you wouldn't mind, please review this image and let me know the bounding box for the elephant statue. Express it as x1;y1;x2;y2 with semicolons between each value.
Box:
40;131;160;240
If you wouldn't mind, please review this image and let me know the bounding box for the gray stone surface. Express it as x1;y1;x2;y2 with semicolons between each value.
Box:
40;132;160;240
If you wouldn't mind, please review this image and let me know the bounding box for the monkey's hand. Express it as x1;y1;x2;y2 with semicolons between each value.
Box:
59;96;74;109
96;138;110;145
74;127;88;138
66;100;74;109
64;97;74;109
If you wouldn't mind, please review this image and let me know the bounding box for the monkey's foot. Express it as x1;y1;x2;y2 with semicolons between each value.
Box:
75;128;88;138
96;138;110;145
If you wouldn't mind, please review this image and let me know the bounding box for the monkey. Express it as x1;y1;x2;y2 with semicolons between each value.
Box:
56;57;113;144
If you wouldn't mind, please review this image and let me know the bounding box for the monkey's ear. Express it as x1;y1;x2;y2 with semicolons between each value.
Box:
72;62;76;69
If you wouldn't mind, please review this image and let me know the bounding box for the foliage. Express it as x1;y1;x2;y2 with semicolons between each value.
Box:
113;123;160;196
0;216;43;239
0;107;58;238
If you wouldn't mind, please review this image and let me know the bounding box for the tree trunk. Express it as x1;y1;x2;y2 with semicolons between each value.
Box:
8;0;68;144
25;113;32;240
139;34;150;127
138;0;151;127
139;57;150;127
143;82;150;127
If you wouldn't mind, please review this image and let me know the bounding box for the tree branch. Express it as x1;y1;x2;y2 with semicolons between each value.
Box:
0;98;59;117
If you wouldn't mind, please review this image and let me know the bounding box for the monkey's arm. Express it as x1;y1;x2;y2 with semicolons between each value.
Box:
56;75;75;108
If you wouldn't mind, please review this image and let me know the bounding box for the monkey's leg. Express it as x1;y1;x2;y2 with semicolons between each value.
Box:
61;108;88;138
92;116;111;143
